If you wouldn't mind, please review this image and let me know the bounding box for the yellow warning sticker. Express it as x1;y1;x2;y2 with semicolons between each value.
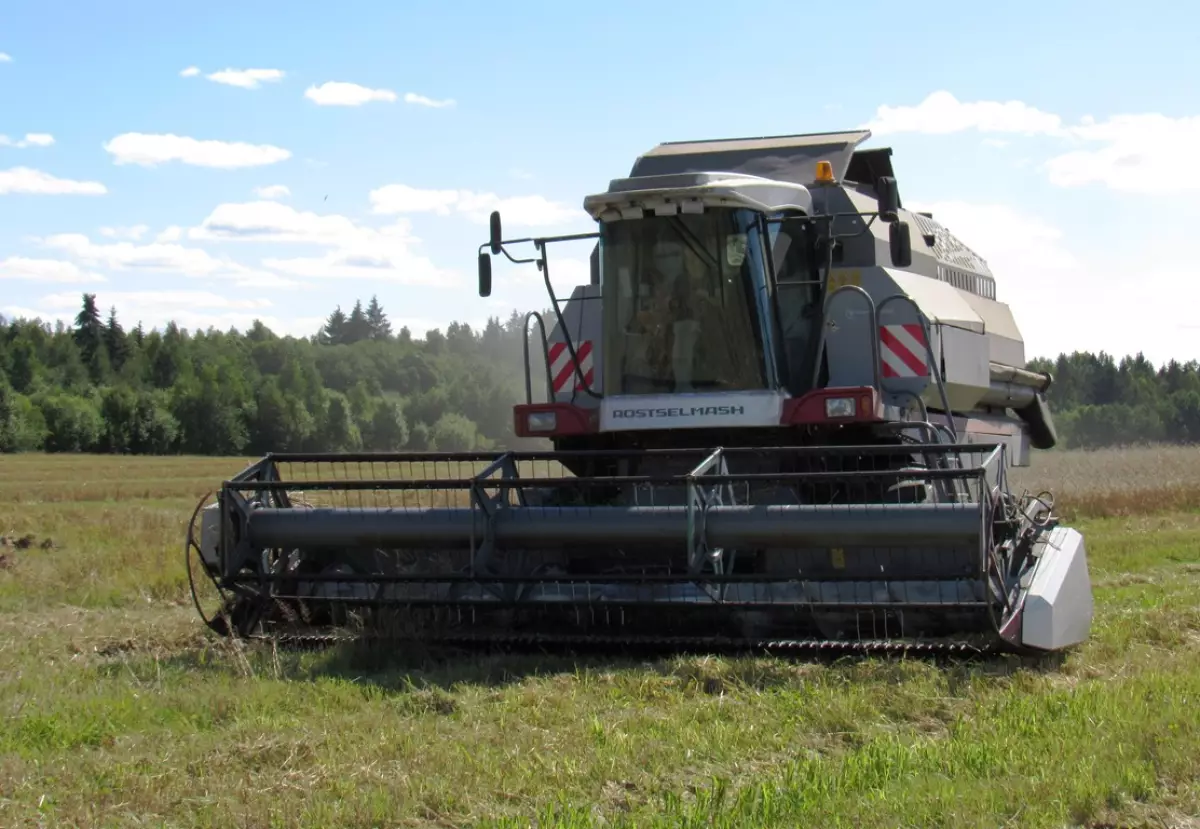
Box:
827;269;862;294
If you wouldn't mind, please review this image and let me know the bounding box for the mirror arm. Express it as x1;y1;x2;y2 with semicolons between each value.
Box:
477;242;539;266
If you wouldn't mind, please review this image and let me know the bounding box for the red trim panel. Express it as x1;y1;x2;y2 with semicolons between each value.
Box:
513;403;599;438
780;386;884;426
514;387;882;438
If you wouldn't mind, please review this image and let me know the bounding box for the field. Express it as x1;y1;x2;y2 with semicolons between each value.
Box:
1;446;1198;828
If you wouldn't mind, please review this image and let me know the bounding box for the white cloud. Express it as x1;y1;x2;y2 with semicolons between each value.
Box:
369;184;458;215
36;231;299;289
485;249;596;324
866;91;1064;137
1;305;49;322
0;167;107;195
189;200;460;286
253;184;290;199
204;68;285;89
180;66;200;77
99;224;149;241
156;225;183;242
225;271;301;289
304;81;396;106
868;90;1200;194
104;133;291;168
0;53;11;63
369;183;586;227
0;133;54;148
495;253;591;288
43;232;238;276
42;290;273;312
189;200;379;245
0;256;106;283
500;254;591;294
261;246;453;285
910;200;1079;276
542;256;590;284
906;199;1199;364
458;193;586;227
404;92;454;108
1043;113;1200;194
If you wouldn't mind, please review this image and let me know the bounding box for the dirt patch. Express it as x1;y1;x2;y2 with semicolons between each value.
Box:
0;533;59;550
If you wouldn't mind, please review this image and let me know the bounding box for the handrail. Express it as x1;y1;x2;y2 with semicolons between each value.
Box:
539;246;602;399
522;311;555;405
810;284;881;391
810;285;960;448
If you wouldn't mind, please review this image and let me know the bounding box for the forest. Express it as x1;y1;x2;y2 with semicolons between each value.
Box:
0;292;1197;454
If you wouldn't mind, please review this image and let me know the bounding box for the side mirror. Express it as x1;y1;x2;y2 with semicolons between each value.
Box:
890;221;912;268
876;176;900;223
478;252;492;297
489;211;503;255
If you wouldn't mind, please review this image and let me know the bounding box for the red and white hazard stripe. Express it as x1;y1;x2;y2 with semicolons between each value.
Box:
548;339;593;393
878;323;929;378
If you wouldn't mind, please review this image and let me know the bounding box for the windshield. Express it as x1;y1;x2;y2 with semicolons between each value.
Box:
600;208;771;395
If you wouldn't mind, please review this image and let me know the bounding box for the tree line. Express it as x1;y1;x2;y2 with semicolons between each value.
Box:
0;293;1196;454
1028;352;1200;448
0;294;533;455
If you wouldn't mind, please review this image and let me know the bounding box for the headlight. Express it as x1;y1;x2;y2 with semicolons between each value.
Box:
824;397;856;419
526;411;558;432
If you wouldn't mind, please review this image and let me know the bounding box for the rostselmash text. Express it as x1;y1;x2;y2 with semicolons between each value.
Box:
611;406;746;419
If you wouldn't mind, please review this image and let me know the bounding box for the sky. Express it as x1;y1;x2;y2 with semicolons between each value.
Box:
1;0;1198;366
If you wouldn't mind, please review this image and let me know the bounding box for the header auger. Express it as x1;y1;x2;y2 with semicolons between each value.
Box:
187;128;1093;656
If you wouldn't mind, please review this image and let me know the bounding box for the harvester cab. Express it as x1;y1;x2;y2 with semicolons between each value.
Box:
481;132;930;459
189;129;1094;656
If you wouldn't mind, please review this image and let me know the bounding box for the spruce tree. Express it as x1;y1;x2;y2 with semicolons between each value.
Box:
346;300;372;344
105;306;131;372
366;295;392;341
321;306;348;344
73;294;104;367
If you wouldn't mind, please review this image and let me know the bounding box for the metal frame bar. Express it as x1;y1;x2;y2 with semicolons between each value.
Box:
251;441;1007;464
210;582;991;610
685;447;738;582
468;451;524;583
521;312;555;404
226;466;992;492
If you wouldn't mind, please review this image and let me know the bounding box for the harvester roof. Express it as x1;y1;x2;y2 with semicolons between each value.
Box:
629;128;896;190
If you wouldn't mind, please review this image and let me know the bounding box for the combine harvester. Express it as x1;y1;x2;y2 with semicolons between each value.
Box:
188;128;1093;655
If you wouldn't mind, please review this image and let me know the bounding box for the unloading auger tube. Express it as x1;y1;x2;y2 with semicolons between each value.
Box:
186;126;1094;655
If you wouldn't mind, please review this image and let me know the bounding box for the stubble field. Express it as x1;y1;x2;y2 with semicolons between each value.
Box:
0;446;1198;828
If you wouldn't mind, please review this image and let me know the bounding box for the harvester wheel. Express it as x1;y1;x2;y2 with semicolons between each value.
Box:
184;490;239;637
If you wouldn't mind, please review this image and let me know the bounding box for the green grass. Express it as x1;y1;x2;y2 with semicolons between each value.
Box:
0;449;1198;828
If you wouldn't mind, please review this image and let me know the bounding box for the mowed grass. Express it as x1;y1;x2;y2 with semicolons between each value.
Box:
0;447;1197;828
